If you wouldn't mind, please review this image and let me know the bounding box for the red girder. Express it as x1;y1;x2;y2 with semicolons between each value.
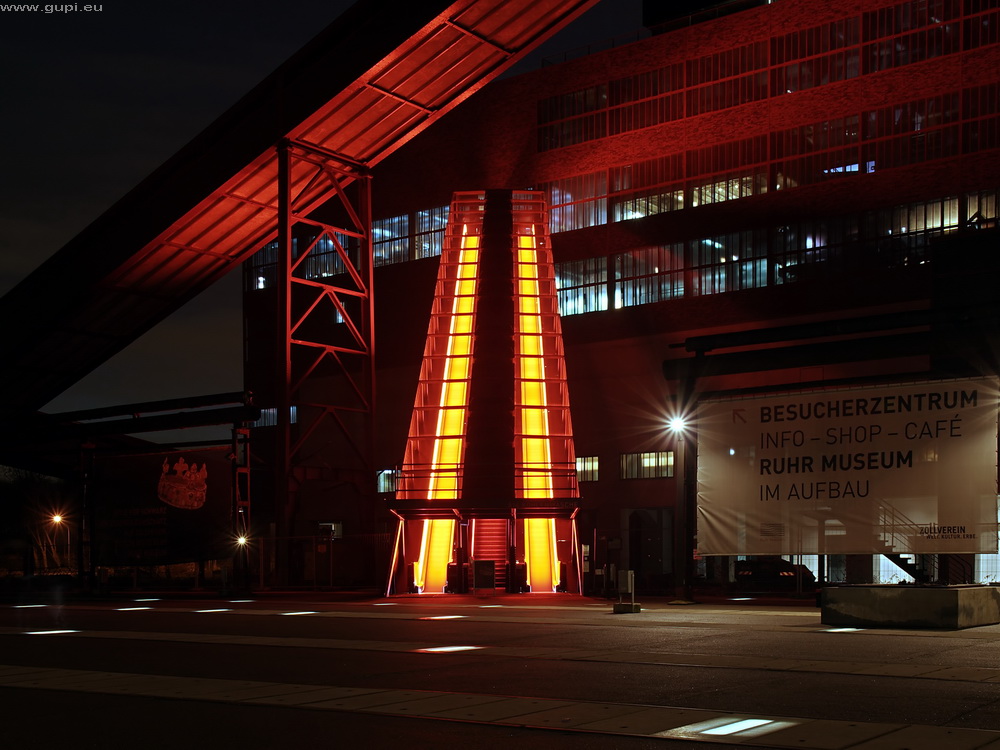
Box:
0;0;601;413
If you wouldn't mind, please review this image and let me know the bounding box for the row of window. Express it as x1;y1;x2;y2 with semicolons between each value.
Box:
376;452;674;492
252;189;997;321
537;1;998;149
265;89;996;279
540;0;973;124
543;84;999;233
555;191;1000;315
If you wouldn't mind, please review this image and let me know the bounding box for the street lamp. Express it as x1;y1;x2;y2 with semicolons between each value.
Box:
232;534;251;595
51;514;71;569
668;415;696;603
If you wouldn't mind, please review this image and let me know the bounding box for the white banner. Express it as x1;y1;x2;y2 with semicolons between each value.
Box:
697;379;999;555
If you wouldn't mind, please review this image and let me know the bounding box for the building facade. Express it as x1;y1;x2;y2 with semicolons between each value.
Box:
247;0;1000;592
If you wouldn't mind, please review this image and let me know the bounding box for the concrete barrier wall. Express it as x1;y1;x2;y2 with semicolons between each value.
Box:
821;585;1000;629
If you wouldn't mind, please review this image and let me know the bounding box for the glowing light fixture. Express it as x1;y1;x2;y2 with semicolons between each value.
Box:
419;615;467;620
702;719;777;736
662;717;798;739
25;630;80;635
415;645;483;653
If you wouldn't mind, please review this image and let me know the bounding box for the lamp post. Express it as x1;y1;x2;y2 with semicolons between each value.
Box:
233;534;250;595
51;514;71;570
669;417;696;602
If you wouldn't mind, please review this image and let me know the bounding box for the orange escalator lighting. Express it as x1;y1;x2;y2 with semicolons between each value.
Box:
414;518;455;593
398;192;577;597
409;223;480;593
515;226;560;591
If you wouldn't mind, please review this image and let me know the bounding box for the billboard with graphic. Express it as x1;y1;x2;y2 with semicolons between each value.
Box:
92;449;232;565
697;379;999;555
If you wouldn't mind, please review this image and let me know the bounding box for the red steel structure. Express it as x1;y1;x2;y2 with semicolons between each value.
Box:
0;0;601;582
0;0;601;415
389;190;579;595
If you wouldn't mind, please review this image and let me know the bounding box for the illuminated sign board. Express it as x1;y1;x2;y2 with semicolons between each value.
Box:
697;379;999;555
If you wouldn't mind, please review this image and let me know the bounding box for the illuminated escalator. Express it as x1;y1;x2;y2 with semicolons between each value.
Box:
524;517;559;593
415;519;455;593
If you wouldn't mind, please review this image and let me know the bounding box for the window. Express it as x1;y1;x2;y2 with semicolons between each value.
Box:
542;172;608;233
299;233;350;279
691;231;769;295
373;214;410;266
967;188;1000;227
615;246;685;307
555;258;608;316
253;407;298;427
621;451;674;479
319;521;344;540
576;456;599;482
415;205;449;259
974;502;1000;583
376;469;398;494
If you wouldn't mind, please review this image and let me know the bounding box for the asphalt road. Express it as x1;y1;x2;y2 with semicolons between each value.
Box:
2;592;1000;749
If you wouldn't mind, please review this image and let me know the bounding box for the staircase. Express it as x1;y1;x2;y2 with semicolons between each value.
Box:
882;552;928;582
878;504;974;584
472;519;508;590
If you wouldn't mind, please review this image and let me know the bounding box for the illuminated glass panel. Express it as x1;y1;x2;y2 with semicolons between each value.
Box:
376;469;398;494
576;456;599;482
621;451;674;479
615;246;685;308
415;205;450;259
373;214;410;266
554;258;608;316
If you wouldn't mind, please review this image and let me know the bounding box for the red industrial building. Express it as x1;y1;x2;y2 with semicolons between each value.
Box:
243;0;1000;594
4;0;999;596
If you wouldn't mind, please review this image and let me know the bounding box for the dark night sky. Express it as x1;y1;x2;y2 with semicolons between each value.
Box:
0;0;644;422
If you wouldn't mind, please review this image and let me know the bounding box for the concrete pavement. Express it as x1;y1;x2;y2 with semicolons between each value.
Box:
3;591;1000;748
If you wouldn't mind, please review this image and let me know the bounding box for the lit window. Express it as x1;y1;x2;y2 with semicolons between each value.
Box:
414;205;450;259
253;406;298;427
373;214;410;266
621;451;674;479
576;456;599;482
555;258;608;316
376;469;398;494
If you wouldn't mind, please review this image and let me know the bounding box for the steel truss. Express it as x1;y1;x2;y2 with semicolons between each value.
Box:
271;141;374;578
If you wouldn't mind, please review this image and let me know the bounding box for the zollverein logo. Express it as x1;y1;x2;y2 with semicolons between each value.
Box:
917;523;976;541
157;457;208;510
